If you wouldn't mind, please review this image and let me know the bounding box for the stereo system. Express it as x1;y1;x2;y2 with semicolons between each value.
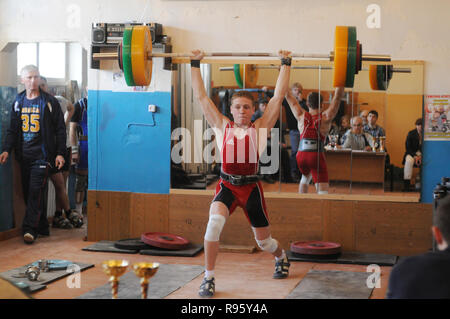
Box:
92;22;163;45
90;22;175;71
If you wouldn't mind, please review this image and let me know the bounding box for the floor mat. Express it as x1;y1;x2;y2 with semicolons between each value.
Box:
77;263;204;299
0;261;94;293
82;241;139;254
140;243;204;257
287;250;398;266
287;270;374;299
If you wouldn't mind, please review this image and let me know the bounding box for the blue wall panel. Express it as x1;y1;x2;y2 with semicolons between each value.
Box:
421;140;450;203
88;90;171;194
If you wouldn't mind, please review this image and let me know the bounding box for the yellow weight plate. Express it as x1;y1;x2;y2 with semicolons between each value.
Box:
369;65;379;90
332;26;349;87
131;25;153;86
239;64;259;88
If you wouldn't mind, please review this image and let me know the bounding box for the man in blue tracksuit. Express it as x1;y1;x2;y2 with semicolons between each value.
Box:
0;65;66;244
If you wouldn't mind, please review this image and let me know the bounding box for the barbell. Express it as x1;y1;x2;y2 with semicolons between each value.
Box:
92;25;391;87
221;64;411;91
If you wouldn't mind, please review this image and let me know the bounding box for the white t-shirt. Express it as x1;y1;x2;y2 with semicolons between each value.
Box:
55;95;71;148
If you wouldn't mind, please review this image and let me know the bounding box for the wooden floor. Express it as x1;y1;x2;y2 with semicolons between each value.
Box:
0;223;392;300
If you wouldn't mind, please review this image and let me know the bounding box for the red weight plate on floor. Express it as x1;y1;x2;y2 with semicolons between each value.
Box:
290;241;342;255
141;232;190;250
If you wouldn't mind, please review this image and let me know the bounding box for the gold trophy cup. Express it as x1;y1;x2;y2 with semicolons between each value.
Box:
133;262;160;299
102;260;129;299
379;136;386;152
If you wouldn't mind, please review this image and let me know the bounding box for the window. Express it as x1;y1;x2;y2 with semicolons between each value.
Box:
39;43;66;79
17;43;37;75
17;42;66;80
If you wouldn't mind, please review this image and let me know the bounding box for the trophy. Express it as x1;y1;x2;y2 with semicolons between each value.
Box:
133;262;159;299
379;136;386;152
102;260;129;299
329;134;339;150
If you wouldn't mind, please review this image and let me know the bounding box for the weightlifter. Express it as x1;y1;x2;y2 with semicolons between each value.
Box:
190;50;292;297
285;86;345;194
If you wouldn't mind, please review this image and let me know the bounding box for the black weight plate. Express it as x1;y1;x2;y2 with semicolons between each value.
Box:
114;238;151;250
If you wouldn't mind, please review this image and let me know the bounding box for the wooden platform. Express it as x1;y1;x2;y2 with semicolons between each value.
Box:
84;183;430;257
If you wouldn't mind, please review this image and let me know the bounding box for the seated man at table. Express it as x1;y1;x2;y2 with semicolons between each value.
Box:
341;116;375;151
363;110;385;139
332;114;351;145
360;109;369;126
402;118;422;192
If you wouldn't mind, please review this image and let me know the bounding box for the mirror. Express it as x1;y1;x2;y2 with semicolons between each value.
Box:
171;60;423;199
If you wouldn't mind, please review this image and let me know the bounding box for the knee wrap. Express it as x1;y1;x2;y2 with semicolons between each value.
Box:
256;236;278;254
204;214;226;242
300;173;312;185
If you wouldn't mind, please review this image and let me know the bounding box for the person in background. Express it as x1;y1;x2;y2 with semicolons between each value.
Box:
39;76;82;229
360;109;369;126
337;114;351;145
68;97;88;226
363;110;386;139
0;65;66;244
282;83;308;183
402;118;422;192
341;116;375;151
387;192;450;298
252;97;291;183
285;86;345;194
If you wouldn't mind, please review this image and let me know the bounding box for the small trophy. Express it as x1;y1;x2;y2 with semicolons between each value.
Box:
329;134;339;150
133;262;159;299
102;260;129;299
379;136;386;152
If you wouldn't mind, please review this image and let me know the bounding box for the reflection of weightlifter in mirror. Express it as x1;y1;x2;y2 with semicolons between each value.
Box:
190;49;292;298
285;86;345;194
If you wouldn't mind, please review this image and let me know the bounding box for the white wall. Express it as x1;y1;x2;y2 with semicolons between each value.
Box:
0;0;449;93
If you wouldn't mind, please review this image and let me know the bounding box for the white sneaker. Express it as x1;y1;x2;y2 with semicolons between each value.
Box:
23;233;35;244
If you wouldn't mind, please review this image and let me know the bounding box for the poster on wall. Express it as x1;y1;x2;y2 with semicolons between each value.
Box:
424;95;450;140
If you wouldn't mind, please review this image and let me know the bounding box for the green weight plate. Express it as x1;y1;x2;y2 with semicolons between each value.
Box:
122;27;135;86
358;42;362;73
377;65;388;91
233;64;243;88
387;65;394;82
345;26;357;88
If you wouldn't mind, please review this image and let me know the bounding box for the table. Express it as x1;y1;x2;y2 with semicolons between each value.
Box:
325;149;386;183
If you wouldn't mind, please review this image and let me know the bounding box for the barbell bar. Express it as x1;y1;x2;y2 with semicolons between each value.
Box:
92;25;391;87
94;50;389;61
219;65;411;72
220;64;411;91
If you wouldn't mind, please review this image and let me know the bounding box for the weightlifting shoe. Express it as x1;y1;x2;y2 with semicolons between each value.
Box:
67;210;84;228
198;277;215;297
23;233;35;245
273;256;290;279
